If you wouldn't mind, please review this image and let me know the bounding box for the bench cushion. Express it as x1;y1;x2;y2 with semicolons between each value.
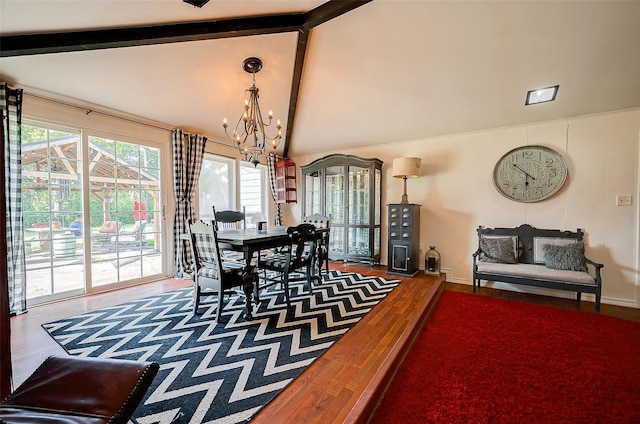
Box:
476;262;596;286
98;221;120;234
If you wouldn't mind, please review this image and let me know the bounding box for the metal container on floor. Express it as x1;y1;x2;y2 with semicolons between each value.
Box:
53;233;76;258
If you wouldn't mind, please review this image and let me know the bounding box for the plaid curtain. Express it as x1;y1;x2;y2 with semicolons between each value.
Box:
172;129;207;277
1;83;26;315
266;153;282;226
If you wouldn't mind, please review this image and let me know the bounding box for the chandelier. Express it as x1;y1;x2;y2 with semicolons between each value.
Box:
223;57;282;166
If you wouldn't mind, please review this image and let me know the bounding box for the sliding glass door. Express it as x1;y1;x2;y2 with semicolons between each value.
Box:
87;136;162;287
22;125;85;301
22;123;165;305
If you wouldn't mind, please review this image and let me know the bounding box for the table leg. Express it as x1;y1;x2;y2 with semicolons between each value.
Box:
241;247;257;320
242;272;254;320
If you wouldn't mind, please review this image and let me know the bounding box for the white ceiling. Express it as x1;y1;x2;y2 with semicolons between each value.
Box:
1;0;639;158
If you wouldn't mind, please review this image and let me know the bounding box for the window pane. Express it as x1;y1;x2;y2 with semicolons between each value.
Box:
198;154;234;219
88;136;163;286
240;163;267;228
22;125;84;301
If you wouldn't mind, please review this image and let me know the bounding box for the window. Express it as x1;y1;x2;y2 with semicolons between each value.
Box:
240;162;268;228
198;154;235;220
197;154;269;227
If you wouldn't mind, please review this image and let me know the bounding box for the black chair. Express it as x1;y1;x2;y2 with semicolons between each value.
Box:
257;223;317;307
187;218;250;322
213;205;246;230
301;213;331;278
213;206;247;262
0;355;159;424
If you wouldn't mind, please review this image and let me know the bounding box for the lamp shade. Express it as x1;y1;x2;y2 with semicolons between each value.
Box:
392;157;421;178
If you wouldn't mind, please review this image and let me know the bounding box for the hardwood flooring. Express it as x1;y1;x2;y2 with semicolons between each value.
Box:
10;277;192;387
9;263;639;423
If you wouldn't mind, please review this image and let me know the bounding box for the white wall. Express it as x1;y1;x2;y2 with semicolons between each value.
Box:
289;109;640;309
23;94;639;308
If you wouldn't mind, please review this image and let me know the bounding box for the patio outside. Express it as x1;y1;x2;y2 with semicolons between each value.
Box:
21;125;164;303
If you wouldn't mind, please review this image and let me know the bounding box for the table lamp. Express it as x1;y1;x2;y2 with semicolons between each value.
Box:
392;157;421;204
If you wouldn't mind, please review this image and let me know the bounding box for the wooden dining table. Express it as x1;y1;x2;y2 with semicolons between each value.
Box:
216;226;328;320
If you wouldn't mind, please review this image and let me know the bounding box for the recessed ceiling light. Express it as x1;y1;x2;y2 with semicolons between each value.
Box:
525;85;559;105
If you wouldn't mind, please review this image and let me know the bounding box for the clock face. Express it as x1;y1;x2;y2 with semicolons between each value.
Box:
493;145;568;202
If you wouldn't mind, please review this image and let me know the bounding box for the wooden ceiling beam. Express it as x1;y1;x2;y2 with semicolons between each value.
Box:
0;14;305;57
303;0;373;30
282;29;309;159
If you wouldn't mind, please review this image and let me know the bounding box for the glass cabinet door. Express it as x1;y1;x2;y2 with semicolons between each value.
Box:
374;168;381;256
304;170;322;216
325;166;345;256
347;166;370;257
348;166;369;226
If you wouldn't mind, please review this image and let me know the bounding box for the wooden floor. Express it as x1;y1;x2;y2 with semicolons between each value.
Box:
10;263;640;423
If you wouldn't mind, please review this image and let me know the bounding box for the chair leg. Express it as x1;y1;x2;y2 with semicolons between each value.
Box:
216;290;224;322
283;267;291;307
306;264;313;295
193;284;201;314
324;249;329;276
254;276;261;303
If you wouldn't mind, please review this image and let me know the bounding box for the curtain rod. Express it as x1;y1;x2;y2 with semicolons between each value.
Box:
25;92;173;132
24;91;232;149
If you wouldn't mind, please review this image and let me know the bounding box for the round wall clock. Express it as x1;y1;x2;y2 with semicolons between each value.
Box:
493;145;568;202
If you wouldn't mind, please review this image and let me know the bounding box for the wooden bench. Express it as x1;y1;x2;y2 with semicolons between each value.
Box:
472;224;603;312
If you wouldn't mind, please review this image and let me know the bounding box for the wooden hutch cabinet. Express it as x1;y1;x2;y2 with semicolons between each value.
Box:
275;158;297;204
301;154;383;265
387;203;421;276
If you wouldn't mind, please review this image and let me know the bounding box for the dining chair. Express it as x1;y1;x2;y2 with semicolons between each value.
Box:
301;213;331;278
187;218;249;321
213;205;246;230
212;205;248;262
257;223;317;307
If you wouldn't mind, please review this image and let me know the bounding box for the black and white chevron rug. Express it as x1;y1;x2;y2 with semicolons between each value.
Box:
43;270;400;424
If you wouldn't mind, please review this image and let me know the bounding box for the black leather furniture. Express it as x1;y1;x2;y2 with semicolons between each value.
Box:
0;355;159;423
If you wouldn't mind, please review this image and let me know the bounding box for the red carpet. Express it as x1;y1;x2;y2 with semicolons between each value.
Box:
372;290;640;424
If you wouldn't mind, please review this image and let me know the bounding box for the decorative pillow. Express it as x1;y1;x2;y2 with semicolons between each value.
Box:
543;241;588;272
479;236;519;264
533;237;577;263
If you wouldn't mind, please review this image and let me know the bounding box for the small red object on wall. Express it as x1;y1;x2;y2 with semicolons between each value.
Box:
275;158;297;204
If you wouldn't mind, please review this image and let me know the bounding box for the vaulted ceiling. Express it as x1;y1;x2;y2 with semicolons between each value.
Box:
1;1;639;159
